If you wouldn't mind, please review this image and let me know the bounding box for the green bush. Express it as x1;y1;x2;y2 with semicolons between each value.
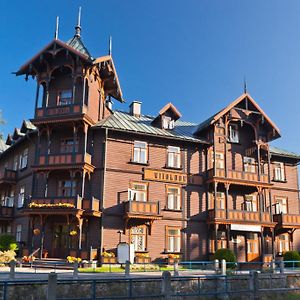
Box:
0;234;18;251
283;251;300;267
213;249;237;268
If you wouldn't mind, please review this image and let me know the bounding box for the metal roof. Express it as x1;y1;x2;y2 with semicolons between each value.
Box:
0;137;9;153
269;146;300;160
66;36;92;59
94;111;208;144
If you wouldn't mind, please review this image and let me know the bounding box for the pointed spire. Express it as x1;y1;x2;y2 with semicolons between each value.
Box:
75;7;82;37
108;36;112;56
54;16;59;40
243;76;247;94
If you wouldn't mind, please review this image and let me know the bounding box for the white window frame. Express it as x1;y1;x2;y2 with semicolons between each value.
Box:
215;152;224;169
244;157;256;173
16;224;22;242
133;141;147;164
167;146;181;168
166;227;181;252
278;234;290;253
13;156;18;171
130;226;147;252
229;124;239;143
216;192;225;209
274;162;285;182
58;89;73;106
162;116;174;130
58;180;77;197
166;186;181;210
20;148;28;169
128;182;147;202
18;186;25;208
244;195;257;212
274;197;287;214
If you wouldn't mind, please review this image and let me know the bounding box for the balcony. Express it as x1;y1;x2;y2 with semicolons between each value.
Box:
0;169;17;185
207;168;271;187
208;209;273;225
35;104;87;119
273;213;300;229
34;153;94;171
25;196;101;216
124;200;162;220
0;206;14;219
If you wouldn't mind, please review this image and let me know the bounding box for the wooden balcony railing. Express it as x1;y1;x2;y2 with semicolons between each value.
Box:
35;104;87;118
207;168;269;185
29;196;83;210
0;169;17;184
273;213;300;228
124;200;161;218
0;206;14;218
38;153;92;166
82;197;100;212
208;209;272;224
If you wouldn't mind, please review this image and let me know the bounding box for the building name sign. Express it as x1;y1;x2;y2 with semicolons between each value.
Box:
144;169;188;185
231;224;261;232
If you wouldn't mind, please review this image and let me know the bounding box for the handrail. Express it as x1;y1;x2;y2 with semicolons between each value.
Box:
29;248;40;258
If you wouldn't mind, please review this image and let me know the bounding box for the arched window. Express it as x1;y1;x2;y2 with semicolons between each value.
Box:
84;78;89;106
37;82;47;108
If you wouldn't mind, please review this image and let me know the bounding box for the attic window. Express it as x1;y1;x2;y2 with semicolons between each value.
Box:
162;116;174;130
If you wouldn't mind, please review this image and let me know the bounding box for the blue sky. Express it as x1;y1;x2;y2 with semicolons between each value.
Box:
0;0;299;154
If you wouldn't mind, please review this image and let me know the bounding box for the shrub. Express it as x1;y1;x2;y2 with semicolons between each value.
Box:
283;251;300;267
0;250;16;264
213;249;237;268
0;234;18;251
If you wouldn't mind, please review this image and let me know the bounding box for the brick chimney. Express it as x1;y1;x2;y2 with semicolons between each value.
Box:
129;101;142;118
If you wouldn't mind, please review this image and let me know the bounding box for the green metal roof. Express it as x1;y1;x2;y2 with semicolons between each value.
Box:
94;111;208;144
66;36;92;59
269;146;300;160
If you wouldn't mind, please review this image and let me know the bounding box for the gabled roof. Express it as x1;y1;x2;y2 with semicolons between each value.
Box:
93;110;208;144
158;103;182;120
194;93;281;138
66;35;92;59
21;120;36;133
0;137;9;153
270;146;300;160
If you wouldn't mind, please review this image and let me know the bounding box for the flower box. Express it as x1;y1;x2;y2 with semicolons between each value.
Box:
101;256;117;264
135;256;151;264
167;254;181;265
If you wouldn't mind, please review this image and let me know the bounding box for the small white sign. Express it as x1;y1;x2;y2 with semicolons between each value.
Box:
231;224;261;232
117;242;134;264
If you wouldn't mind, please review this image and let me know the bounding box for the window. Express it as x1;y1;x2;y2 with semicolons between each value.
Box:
58;89;73;106
128;182;147;202
277;234;290;253
215;152;224;169
216;192;225;209
274;197;287;214
0;224;11;234
228;124;239;143
244;157;255;173
13;156;18;171
130;226;147;251
273;162;285;181
133;141;147;164
166;186;181;210
20;148;28;169
243;195;257;212
167;146;181;168
16;225;22;242
58;180;76;197
60;138;79;153
247;236;259;254
162;116;174;130
18;186;25;208
166;227;181;252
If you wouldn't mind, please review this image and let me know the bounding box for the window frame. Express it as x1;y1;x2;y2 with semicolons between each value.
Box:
228;123;239;143
17;186;25;208
165;226;181;253
130;225;147;252
243;195;257;212
166;146;181;169
243;156;256;173
273;162;286;182
128;181;148;202
58;180;77;197
16;224;22;242
216;192;225;209
274;196;288;214
20;148;28;169
165;185;181;211
215;152;224;169
162;116;175;130
132;141;148;164
58;89;73;106
60;138;79;154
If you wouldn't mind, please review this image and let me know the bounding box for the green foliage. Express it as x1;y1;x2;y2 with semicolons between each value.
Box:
213;248;237;268
0;234;18;251
283;251;300;267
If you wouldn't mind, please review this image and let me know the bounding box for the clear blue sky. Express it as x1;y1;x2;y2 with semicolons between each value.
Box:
0;0;299;154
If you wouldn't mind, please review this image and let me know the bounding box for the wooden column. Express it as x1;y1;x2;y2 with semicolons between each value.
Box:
257;143;261;181
72;124;77;163
72;76;76;104
82;77;86;106
225;183;230;219
214;224;218;253
81;170;86;199
78;217;83;251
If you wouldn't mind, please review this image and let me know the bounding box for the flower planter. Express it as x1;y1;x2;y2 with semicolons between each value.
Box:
167;257;180;265
101;257;117;264
135;256;151;264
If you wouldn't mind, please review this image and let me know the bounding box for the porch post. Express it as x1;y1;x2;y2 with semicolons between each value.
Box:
81;171;86;199
260;228;264;260
225;183;229;219
72;125;77;163
78;218;83;250
214;224;218;253
271;228;275;259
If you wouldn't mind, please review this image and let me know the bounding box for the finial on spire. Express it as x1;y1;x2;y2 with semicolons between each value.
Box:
243;76;247;94
109;36;112;56
54;16;59;40
75;7;82;37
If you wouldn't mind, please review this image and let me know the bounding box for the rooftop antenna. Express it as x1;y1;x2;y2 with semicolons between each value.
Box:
54;16;59;40
75;6;82;37
243;76;247;94
109;36;112;55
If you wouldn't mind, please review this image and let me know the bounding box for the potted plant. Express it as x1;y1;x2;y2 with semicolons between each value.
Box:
101;251;117;264
135;252;151;264
167;253;180;265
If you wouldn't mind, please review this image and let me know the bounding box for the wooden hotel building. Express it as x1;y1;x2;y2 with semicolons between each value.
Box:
0;19;300;262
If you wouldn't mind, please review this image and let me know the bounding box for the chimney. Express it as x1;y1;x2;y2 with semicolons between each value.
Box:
129;101;142;118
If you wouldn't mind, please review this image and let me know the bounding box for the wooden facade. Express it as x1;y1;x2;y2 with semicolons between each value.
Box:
0;25;299;262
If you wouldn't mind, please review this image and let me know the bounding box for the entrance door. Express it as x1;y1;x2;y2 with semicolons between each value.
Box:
247;234;260;262
52;224;69;258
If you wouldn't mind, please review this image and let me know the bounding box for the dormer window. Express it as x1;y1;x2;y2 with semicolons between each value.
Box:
162;116;175;130
58;89;73;106
228;124;239;143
